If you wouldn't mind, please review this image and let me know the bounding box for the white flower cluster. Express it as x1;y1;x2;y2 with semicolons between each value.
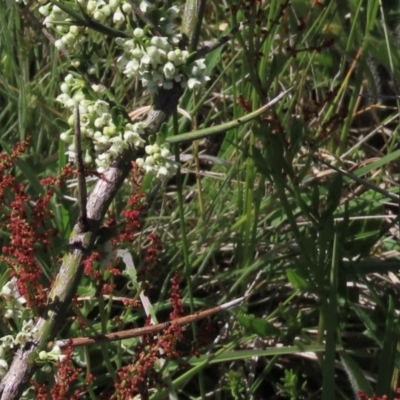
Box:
57;74;149;173
57;74;178;177
1;278;26;320
37;0;137;57
38;345;66;372
36;0;209;176
0;319;37;378
137;143;178;178
117;31;209;94
37;0;209;94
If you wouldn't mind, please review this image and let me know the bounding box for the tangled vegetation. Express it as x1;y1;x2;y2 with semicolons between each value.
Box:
0;0;399;399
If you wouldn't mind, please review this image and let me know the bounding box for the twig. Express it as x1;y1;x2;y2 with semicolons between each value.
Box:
317;158;400;202
127;1;163;37
196;23;242;59
55;297;244;349
74;106;88;232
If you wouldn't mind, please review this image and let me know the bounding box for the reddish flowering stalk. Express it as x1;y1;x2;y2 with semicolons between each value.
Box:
31;381;49;400
169;272;184;320
82;252;101;278
116;163;145;245
145;234;163;264
357;389;400;400
0;140;70;310
113;274;184;398
33;343;93;399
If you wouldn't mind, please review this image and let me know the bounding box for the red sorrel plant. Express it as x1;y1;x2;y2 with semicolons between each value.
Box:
113;273;184;399
0;139;51;312
0;140;74;314
32;342;94;400
357;389;400;400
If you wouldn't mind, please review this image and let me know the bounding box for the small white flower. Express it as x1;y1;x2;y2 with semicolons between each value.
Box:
59;131;70;143
71;59;81;68
84;152;92;164
94;131;103;140
56;93;69;106
160;147;170;158
73;92;85;103
15;332;30;346
38;5;51;17
103;124;116;135
195;58;207;71
131;48;144;59
1;282;13;297
60;83;69;94
157;166;169;178
124;131;144;147
91;84;104;93
113;7;125;24
1;336;14;349
51;345;62;355
122;2;132;14
22;319;34;333
69;26;79;35
64;74;74;84
61;32;75;45
94;117;105;128
98;135;110;145
54;40;65;51
66;98;76;108
145;145;153;155
147;46;165;65
140;0;152;13
93;100;109;116
168;6;180;19
115;37;125;47
133;122;146;135
80;114;91;127
67;114;75;126
86;0;96;13
133;28;144;39
102;5;112;17
124;59;140;77
93;11;104;21
187;78;201;90
163;62;175;80
145;155;155;165
150;36;169;50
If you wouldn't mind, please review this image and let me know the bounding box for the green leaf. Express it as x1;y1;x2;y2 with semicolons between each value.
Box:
286;269;311;291
340;351;373;397
156;122;169;144
322;173;343;219
236;314;280;337
111;106;124;127
205;46;223;75
55;118;70;131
